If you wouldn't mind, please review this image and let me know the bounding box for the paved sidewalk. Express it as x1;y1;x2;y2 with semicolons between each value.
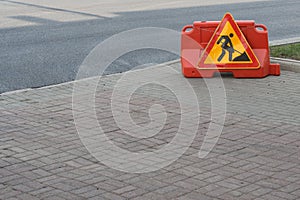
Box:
0;62;300;200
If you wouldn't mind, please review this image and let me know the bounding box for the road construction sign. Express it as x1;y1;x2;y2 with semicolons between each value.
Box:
198;13;260;69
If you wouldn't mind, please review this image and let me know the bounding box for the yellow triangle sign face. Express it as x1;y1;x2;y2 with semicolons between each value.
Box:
198;13;260;69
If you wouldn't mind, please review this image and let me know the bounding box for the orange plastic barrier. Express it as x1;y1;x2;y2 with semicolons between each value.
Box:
181;13;280;78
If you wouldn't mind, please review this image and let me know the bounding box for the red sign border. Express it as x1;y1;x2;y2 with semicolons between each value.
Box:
198;13;260;69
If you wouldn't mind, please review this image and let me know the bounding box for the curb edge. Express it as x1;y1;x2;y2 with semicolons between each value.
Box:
271;57;300;73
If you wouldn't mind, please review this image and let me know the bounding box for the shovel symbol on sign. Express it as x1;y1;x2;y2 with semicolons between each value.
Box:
217;33;250;62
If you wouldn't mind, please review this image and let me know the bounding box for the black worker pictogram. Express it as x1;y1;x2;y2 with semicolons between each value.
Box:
217;33;250;62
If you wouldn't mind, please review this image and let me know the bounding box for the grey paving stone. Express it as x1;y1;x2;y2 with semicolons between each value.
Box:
120;188;149;199
177;191;213;200
29;186;54;196
0;187;22;199
251;187;273;196
79;188;107;198
114;185;136;194
15;193;40;200
272;191;298;200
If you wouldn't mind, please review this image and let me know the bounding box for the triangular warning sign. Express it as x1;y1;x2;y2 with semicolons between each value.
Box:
198;13;260;69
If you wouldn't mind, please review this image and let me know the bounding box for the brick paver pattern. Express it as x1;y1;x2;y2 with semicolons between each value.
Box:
0;63;299;199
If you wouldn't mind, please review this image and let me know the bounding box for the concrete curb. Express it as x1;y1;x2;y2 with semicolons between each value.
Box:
271;57;300;73
269;37;300;46
269;39;300;73
2;56;298;96
2;40;299;95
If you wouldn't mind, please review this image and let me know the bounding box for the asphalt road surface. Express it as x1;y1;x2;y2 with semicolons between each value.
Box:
1;0;299;93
